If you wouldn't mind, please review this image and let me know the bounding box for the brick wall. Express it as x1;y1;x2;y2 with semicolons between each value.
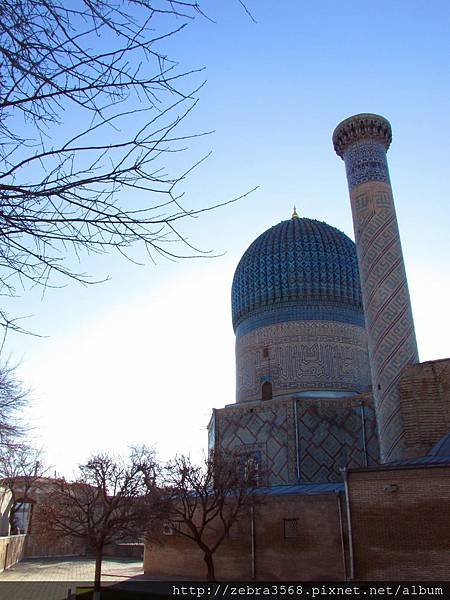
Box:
144;508;253;580
144;491;346;581
399;359;450;457
253;493;345;581
348;465;450;580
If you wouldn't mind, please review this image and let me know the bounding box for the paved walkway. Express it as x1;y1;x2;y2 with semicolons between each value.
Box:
0;557;157;599
0;556;145;581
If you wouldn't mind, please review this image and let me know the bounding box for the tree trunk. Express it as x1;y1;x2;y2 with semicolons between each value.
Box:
204;552;215;582
93;544;103;600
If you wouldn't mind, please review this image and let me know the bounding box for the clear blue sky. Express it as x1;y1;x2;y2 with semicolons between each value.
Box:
5;0;450;475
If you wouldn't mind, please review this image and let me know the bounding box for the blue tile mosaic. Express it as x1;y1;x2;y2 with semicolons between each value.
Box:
344;140;390;192
231;218;364;333
235;300;365;338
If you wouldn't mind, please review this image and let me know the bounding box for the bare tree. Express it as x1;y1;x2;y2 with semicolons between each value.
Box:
0;361;37;534
162;453;259;581
0;361;29;449
0;443;45;533
32;446;161;597
0;0;254;333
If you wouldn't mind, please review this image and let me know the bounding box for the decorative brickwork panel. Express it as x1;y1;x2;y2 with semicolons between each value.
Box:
236;320;371;403
215;399;297;486
297;398;379;482
334;114;419;462
213;394;379;486
348;180;419;462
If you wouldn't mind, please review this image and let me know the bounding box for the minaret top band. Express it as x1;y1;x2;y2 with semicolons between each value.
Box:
332;113;392;159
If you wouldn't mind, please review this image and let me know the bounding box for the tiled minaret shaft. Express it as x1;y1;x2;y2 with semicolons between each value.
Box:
333;114;419;463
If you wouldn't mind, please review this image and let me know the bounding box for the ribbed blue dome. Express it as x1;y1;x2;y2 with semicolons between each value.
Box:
232;217;363;333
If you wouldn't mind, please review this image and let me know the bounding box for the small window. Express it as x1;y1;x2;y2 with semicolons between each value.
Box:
262;347;269;359
162;521;184;536
284;518;298;540
262;381;272;401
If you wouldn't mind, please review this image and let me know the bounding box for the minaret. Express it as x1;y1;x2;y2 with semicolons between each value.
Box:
333;113;419;463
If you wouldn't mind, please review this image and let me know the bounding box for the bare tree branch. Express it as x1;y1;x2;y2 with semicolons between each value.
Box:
0;0;255;333
0;443;46;533
0;361;29;448
160;452;260;581
32;446;162;594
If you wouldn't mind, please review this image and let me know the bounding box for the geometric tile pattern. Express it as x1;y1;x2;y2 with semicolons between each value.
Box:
214;399;297;486
342;138;419;462
231;217;364;335
211;394;379;486
235;319;371;403
297;398;379;482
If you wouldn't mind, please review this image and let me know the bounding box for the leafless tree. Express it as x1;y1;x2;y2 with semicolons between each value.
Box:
0;361;29;450
0;0;255;333
0;443;46;533
0;360;37;534
32;446;162;597
161;453;260;581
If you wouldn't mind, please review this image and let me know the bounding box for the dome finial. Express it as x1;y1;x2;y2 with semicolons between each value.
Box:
292;206;299;219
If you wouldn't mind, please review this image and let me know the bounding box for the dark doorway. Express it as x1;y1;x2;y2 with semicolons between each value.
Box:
262;381;273;401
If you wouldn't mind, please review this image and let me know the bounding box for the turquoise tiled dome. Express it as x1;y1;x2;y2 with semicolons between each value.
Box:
231;217;364;335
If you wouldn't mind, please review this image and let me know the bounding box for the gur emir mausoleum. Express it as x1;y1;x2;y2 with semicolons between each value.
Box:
148;113;450;581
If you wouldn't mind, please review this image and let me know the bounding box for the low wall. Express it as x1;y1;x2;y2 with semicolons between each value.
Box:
24;536;142;559
0;535;27;571
25;534;86;558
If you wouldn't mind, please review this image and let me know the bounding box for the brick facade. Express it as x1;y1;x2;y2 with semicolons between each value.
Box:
347;464;450;580
399;359;450;457
144;490;346;581
144;461;450;582
252;493;345;580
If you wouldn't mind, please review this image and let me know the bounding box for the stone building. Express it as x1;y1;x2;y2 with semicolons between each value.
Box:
144;114;450;581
